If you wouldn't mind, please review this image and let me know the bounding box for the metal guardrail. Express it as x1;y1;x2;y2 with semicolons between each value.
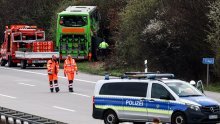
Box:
0;106;67;124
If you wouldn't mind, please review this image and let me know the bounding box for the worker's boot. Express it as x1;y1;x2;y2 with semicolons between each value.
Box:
69;80;73;92
50;88;54;93
69;87;73;92
54;80;59;93
55;87;60;93
49;81;53;93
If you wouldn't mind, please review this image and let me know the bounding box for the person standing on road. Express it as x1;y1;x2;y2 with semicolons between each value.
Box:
98;39;109;60
47;55;60;93
64;55;78;92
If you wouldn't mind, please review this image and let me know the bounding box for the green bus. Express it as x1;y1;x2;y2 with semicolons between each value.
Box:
56;6;100;60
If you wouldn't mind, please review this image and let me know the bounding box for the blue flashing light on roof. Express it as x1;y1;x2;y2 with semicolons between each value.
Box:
104;73;109;80
104;72;174;80
147;74;175;79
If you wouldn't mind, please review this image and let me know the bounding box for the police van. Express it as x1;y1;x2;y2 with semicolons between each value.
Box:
92;72;220;124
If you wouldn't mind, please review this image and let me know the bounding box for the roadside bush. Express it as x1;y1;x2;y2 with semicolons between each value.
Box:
207;0;220;80
114;0;159;68
0;0;60;41
114;0;213;80
49;0;75;41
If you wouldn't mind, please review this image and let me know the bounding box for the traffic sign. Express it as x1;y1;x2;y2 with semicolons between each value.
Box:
202;58;214;87
202;58;214;64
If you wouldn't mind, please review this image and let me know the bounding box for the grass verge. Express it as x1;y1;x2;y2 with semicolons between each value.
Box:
77;61;105;75
204;83;220;93
77;61;140;77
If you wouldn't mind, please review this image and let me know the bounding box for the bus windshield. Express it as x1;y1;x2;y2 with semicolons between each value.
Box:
60;16;87;27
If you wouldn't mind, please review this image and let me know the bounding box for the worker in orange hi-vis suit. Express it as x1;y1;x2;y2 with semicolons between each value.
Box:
47;55;60;93
64;55;78;92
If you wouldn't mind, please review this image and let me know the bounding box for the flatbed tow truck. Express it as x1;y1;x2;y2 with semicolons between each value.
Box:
0;25;59;69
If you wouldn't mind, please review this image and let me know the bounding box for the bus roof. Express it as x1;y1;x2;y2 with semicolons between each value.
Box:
59;6;97;15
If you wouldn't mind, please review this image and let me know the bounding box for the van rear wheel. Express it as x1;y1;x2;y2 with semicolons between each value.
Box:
103;110;119;124
0;59;7;66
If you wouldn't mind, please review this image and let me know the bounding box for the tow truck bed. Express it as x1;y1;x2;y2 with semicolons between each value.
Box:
15;51;59;59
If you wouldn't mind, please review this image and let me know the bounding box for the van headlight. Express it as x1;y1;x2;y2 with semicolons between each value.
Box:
188;104;201;111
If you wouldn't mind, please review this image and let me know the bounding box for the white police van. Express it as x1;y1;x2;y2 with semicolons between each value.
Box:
92;72;220;124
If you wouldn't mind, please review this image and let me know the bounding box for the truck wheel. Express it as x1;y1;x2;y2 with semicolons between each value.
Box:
103;110;119;124
21;60;27;69
13;63;17;67
8;56;14;67
39;64;44;67
0;59;7;66
171;112;186;124
35;64;44;67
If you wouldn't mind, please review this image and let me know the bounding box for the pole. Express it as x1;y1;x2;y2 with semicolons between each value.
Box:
58;36;61;65
144;60;148;73
206;64;209;86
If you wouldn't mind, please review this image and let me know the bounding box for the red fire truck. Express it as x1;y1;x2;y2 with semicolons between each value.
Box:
0;25;59;69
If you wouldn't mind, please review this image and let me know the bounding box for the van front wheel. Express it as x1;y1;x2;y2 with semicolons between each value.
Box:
171;112;186;124
103;110;119;124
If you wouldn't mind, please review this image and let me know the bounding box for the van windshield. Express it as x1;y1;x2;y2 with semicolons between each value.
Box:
166;82;203;97
60;16;87;27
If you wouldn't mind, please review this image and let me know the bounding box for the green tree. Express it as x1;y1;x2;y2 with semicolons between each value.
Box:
144;0;213;80
0;0;60;41
114;0;213;80
49;0;75;41
207;0;220;79
115;0;159;69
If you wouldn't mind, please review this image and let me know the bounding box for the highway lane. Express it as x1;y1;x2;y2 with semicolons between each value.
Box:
0;66;104;124
0;66;220;124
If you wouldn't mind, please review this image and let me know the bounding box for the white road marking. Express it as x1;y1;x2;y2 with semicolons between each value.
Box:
53;106;75;112
0;93;16;99
0;67;96;83
72;93;91;98
14;80;30;82
18;83;36;87
75;79;96;83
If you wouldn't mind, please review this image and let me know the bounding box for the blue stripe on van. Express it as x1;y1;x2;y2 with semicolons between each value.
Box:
94;97;188;111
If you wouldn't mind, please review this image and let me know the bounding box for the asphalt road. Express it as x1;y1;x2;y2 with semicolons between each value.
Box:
0;66;104;124
0;66;220;124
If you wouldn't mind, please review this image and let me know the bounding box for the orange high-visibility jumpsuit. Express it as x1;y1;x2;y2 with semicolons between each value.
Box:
47;59;59;92
64;58;77;90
